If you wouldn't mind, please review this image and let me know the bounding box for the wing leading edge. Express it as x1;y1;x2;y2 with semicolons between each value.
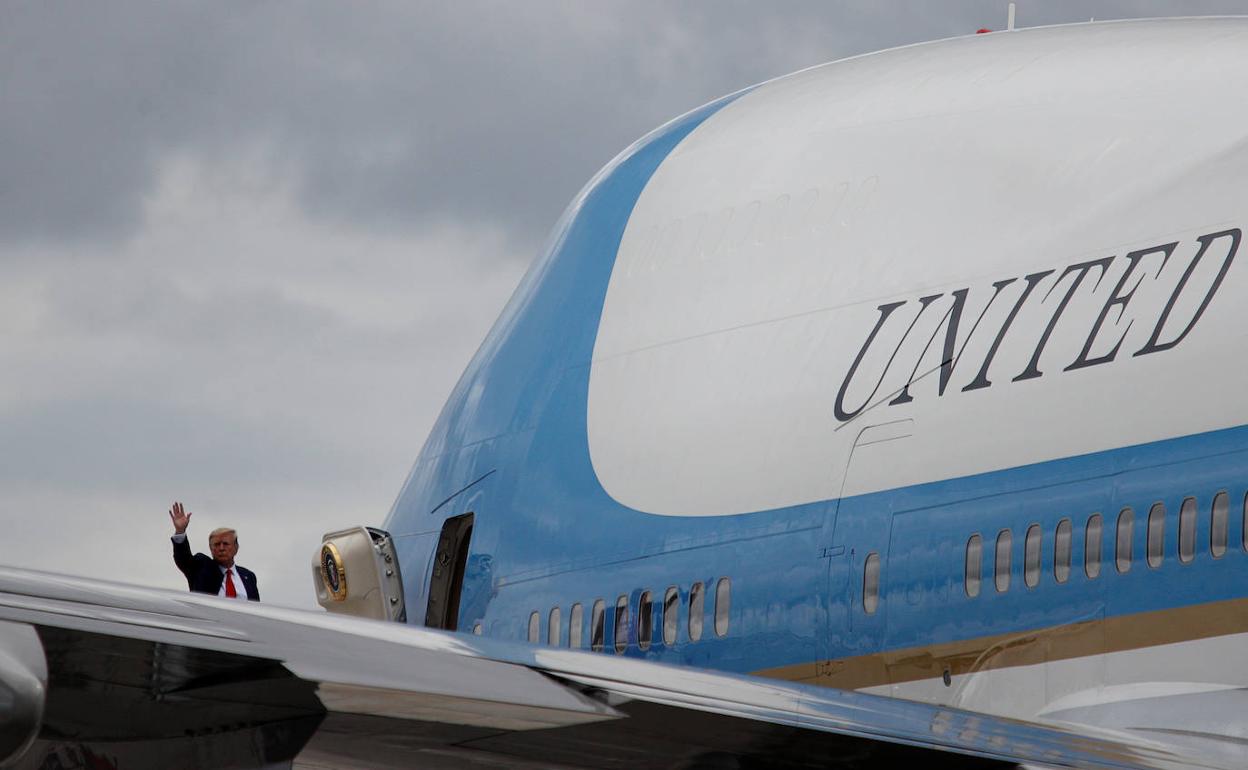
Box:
0;567;1220;769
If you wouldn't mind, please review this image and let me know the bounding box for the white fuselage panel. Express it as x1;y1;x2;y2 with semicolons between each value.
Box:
587;20;1248;516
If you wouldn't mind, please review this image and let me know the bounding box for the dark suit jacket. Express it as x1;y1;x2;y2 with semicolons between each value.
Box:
172;537;259;601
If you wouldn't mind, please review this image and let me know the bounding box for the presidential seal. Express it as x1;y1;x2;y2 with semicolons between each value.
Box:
320;542;348;601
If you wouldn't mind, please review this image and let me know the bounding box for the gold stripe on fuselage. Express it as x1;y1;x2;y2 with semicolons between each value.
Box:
757;597;1248;691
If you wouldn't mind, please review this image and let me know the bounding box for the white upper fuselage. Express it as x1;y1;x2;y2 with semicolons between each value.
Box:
589;18;1248;516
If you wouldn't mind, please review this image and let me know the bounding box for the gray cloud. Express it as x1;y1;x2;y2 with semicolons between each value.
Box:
0;394;334;489
14;1;1240;253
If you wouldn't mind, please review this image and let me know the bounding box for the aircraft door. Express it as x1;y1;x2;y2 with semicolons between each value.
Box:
425;512;475;631
817;420;912;690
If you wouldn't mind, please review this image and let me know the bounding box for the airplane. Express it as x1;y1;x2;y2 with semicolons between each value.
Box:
1;15;1246;769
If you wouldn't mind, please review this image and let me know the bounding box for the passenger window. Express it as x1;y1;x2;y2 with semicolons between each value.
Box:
663;586;679;645
1212;491;1229;558
614;595;629;654
528;611;540;644
638;591;653;651
1054;518;1072;583
689;582;705;641
548;607;561;646
590;599;605;652
1085;513;1103;578
1147;502;1165;568
1024;524;1041;588
569;603;584;648
965;534;982;598
715;578;731;636
1116;507;1134;573
994;529;1012;592
863;553;880;613
1179;497;1197;563
1243;492;1248;552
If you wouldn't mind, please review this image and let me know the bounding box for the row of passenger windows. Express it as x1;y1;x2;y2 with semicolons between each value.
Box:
524;578;731;652
964;491;1241;597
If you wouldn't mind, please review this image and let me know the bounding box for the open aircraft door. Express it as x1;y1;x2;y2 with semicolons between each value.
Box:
314;526;407;622
424;512;475;630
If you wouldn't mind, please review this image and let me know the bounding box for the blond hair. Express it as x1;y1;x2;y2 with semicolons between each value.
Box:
208;527;237;541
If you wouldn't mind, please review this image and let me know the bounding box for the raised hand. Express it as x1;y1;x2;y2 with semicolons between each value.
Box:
169;501;192;535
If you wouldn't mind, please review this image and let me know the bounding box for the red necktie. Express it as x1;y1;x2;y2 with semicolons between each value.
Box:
224;569;238;598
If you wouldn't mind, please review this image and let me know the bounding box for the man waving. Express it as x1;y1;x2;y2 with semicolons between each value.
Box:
169;501;259;601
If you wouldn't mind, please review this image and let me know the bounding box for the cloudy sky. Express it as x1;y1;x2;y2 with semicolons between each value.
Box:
3;1;1243;609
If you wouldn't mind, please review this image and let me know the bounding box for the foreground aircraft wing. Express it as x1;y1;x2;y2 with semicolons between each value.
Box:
0;567;1222;770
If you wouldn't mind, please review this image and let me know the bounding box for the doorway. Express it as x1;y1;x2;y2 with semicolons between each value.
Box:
425;512;474;630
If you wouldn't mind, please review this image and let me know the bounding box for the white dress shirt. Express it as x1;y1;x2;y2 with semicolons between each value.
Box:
217;565;249;601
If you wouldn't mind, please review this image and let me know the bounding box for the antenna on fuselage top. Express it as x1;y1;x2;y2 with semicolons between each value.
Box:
975;2;1018;34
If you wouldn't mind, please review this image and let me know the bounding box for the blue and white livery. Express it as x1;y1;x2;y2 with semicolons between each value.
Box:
388;16;1248;761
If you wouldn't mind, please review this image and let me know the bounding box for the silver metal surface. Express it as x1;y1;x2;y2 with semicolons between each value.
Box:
0;566;1229;769
0;567;616;731
0;621;44;768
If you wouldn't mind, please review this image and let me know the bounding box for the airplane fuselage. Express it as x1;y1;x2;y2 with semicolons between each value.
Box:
384;17;1248;742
